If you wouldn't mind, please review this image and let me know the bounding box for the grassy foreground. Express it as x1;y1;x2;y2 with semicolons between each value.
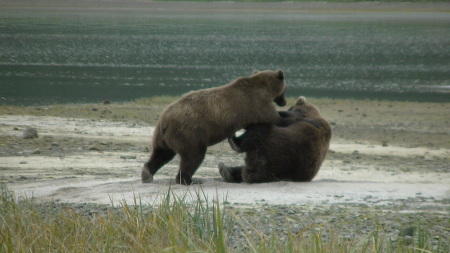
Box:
0;184;446;252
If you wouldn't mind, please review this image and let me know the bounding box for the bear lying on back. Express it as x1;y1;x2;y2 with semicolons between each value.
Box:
142;70;287;185
219;96;332;183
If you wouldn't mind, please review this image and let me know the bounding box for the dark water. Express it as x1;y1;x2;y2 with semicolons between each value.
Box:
1;5;449;105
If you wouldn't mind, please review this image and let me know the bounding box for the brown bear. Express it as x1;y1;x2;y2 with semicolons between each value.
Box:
219;96;331;183
142;70;287;185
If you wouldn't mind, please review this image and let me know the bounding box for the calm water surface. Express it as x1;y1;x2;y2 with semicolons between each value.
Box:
1;3;449;105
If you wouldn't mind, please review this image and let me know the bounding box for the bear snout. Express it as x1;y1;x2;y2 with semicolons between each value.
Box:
274;93;286;107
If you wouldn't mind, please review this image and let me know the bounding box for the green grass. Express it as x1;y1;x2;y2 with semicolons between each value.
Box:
0;184;447;252
0;185;231;252
133;96;178;106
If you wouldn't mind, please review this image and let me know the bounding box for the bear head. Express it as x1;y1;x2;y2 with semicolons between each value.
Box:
250;70;286;107
287;96;322;119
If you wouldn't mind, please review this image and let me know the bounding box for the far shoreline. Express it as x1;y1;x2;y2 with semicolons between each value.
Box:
2;88;450;107
1;1;450;13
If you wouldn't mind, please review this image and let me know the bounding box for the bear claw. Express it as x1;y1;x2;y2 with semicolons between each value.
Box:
228;137;242;153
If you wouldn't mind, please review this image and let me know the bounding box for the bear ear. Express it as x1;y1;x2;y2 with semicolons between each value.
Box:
296;96;307;105
253;70;260;74
277;70;284;80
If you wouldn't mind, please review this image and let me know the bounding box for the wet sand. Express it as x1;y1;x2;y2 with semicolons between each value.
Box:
0;97;448;205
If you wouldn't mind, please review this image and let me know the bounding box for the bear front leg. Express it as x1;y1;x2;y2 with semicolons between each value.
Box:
229;124;271;153
218;163;243;183
277;111;303;127
278;111;293;118
228;135;245;153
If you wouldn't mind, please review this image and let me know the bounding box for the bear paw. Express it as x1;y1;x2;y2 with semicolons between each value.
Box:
218;163;237;182
218;162;229;179
141;168;153;183
219;163;244;183
228;137;243;153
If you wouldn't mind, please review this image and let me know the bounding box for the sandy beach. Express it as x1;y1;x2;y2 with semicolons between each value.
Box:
1;97;449;240
1;97;448;203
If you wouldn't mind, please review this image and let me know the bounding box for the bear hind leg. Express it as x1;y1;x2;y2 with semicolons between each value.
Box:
176;147;207;185
218;163;243;183
242;165;277;183
142;147;176;183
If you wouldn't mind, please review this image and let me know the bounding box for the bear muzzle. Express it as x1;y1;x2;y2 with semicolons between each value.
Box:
274;93;287;107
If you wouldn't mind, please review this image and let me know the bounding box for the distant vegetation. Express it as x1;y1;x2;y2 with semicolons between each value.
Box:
152;0;448;2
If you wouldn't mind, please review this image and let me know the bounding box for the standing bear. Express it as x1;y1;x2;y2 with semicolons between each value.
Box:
142;70;287;185
219;96;332;183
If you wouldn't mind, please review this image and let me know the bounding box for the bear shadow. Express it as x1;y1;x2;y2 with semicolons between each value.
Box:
151;178;208;186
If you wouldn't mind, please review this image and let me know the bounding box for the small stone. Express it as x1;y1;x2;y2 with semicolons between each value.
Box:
24;149;41;155
402;236;413;245
22;127;38;139
400;226;414;237
89;145;102;151
120;155;137;159
31;149;41;154
19;161;28;164
290;227;301;235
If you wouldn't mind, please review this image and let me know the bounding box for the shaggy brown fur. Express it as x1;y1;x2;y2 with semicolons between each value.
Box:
142;70;286;184
219;96;331;183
